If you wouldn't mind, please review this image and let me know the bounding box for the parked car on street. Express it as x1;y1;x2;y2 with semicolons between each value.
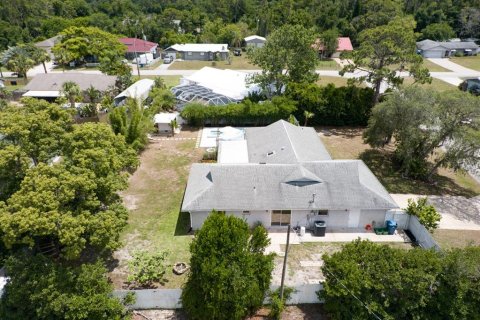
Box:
459;78;480;96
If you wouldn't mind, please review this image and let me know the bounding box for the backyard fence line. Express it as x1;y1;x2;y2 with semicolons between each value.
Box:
113;283;323;310
406;215;441;251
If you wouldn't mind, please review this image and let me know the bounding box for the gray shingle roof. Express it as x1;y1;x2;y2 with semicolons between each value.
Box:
416;39;479;51
182;161;399;212
24;73;117;92
245;120;332;163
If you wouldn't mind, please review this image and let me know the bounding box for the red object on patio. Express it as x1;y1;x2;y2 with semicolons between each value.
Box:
365;224;372;231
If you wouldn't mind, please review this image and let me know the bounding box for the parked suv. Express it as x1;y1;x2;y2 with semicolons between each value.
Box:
163;56;173;64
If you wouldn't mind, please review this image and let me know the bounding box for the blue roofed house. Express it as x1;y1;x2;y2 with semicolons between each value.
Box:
182;120;399;230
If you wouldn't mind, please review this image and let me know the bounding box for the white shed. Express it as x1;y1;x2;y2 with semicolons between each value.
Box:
154;112;183;134
244;35;266;48
114;79;155;106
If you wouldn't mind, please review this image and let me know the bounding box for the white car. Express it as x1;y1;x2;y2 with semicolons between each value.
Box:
163;56;173;64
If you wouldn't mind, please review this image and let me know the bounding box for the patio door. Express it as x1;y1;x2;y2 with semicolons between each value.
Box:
271;210;291;226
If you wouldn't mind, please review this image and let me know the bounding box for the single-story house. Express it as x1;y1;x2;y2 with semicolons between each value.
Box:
313;37;353;58
114;79;155;106
119;38;159;60
153;112;183;134
244;35;266;48
416;39;479;58
182;120;399;229
171;67;260;107
164;44;229;61
35;35;59;57
22;73;116;101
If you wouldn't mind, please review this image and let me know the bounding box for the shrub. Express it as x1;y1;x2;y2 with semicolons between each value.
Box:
406;198;441;232
127;250;168;287
268;287;295;320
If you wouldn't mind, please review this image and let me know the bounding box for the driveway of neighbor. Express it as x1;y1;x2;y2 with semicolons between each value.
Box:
390;194;480;230
427;58;478;73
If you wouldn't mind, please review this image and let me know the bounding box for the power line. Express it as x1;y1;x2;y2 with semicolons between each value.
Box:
322;265;384;320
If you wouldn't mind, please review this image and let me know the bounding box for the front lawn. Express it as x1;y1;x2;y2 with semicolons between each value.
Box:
110;133;202;289
316;59;341;70
318;128;480;197
402;77;455;92
138;75;182;88
169;54;258;70
433;229;480;249
449;55;480;71
316;76;350;87
422;59;451;72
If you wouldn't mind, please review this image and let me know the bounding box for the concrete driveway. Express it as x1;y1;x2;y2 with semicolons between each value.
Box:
428;58;478;73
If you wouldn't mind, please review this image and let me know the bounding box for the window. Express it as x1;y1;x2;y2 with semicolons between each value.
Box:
187;52;192;56
271;210;291;226
318;210;328;216
200;52;205;56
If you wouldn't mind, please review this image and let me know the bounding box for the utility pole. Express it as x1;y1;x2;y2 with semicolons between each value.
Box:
280;224;291;301
133;36;141;78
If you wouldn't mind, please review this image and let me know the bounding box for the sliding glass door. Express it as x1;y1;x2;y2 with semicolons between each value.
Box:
271;210;291;226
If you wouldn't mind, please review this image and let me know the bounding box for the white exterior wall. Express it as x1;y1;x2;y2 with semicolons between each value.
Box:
190;211;210;229
359;209;387;228
157;123;171;133
227;210;271;228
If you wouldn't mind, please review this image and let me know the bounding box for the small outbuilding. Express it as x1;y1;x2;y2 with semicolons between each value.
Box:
164;44;229;61
154;112;183;134
416;39;479;58
114;79;155;106
244;35;266;48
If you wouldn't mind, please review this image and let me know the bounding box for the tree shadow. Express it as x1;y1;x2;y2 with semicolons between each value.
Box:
359;149;478;197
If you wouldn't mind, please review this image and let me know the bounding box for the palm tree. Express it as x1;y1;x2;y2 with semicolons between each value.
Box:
62;81;81;109
1;46;35;81
24;44;51;74
153;77;166;89
170;118;179;137
303;110;315;127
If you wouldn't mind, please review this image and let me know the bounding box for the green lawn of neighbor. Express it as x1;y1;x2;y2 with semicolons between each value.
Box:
316;59;341;70
138;75;182;88
402;77;455;92
422;59;451;72
433;229;480;249
169;54;257;70
449;55;480;71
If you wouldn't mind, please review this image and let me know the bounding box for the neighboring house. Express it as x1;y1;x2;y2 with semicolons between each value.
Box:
182;120;399;230
416;39;479;58
22;73;116;100
164;44;229;61
313;37;353;58
244;35;266;48
35;35;59;57
114;79;155;106
154;112;183;134
119;38;159;60
171;67;260;107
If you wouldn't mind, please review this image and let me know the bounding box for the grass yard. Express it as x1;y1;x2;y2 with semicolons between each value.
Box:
318;128;480;197
109;132;202;289
316;76;350;87
169;54;258;70
422;59;451;72
316;59;341;70
433;229;480;249
402;77;455;92
138;75;182;88
449;55;480;71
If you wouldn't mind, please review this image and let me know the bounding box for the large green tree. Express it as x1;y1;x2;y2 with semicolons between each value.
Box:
247;24;318;96
363;86;480;179
421;22;456;41
182;212;274;320
340;16;431;104
52;26;127;75
0;253;132;320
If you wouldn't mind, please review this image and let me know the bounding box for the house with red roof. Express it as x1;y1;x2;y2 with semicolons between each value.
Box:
119;38;159;60
313;37;353;58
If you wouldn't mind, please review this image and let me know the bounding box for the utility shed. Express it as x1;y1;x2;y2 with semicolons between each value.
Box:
244;35;266;48
154;112;183;134
114;79;155;106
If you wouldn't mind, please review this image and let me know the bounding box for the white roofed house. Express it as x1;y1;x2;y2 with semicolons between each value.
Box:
244;35;266;48
182;120;399;230
416;39;480;58
114;79;155;106
164;43;229;61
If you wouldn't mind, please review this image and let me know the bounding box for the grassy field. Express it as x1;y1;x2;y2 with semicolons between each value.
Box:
110;134;202;289
139;59;163;70
422;59;450;72
433;229;480;249
138;75;182;88
169;54;257;70
318;128;480;197
316;76;350;87
402;77;455;92
449;55;480;71
316;59;341;70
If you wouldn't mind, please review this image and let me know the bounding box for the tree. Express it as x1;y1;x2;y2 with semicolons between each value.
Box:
24;43;51;73
340;17;431;104
320;240;443;320
61;81;81;108
169;118;179;137
363;86;480;179
247;24;318;96
0;253;133;320
421;23;455;41
351;0;403;33
149;88;176;113
406;198;441;232
303;110;314;126
318;29;339;58
459;8;480;39
52;26;126;74
153;76;166;89
1;46;35;80
182;212;274;320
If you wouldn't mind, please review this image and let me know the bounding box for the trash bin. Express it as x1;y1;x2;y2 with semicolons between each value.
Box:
314;221;326;237
386;220;397;235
